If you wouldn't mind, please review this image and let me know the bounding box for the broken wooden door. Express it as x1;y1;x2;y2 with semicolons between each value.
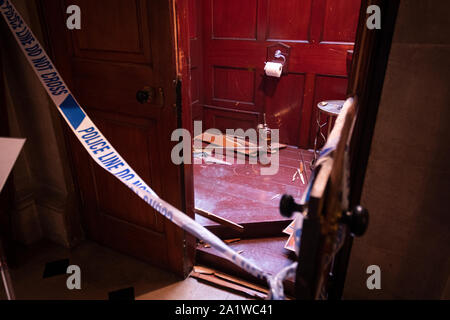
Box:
281;97;369;299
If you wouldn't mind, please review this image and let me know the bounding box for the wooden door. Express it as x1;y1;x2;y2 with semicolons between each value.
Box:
40;0;193;276
200;0;361;148
0;45;14;266
293;97;360;299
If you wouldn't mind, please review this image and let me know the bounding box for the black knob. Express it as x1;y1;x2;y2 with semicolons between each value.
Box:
344;205;369;237
136;87;155;104
279;194;304;218
136;89;149;104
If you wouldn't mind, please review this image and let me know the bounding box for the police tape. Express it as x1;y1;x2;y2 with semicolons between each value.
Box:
0;0;274;283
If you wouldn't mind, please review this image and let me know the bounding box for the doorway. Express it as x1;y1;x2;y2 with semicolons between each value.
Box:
180;0;361;286
35;0;397;298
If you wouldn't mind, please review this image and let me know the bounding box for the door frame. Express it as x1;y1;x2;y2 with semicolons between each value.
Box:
329;0;400;299
175;0;400;297
173;0;197;277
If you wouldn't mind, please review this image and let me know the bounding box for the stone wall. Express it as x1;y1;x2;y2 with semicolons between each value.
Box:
344;0;450;299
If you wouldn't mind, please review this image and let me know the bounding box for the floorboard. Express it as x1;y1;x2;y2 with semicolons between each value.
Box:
194;146;313;226
193;146;313;295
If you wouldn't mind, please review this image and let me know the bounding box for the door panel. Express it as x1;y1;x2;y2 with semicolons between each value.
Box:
72;0;153;63
212;0;258;39
213;66;257;110
264;73;306;147
201;0;361;148
90;112;164;233
266;0;312;41
321;0;361;43
188;0;204;121
41;0;192;275
204;107;259;133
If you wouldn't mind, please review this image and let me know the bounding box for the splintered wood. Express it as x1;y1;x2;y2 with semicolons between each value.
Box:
194;132;259;157
194;207;244;233
304;97;357;299
193;132;286;157
191;265;268;299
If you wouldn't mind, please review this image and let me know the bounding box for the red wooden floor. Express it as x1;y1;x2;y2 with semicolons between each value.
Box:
194;147;313;293
194;146;314;227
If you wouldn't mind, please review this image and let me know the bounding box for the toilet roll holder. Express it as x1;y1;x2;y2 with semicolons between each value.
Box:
274;50;286;64
265;42;290;75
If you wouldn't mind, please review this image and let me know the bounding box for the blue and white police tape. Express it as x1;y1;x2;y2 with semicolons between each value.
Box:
268;262;297;300
0;0;288;288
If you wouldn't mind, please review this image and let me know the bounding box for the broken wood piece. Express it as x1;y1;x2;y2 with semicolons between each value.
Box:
299;161;306;184
193;265;215;275
224;238;241;244
195;208;244;233
213;272;268;294
233;134;287;151
194;132;259;157
270;193;281;200
191;271;267;299
194;267;269;295
292;170;298;182
192;265;269;298
297;168;305;184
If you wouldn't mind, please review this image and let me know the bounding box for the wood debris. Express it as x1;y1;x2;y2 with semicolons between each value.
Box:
191;265;268;299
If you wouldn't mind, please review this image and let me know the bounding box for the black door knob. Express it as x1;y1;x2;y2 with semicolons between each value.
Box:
343;205;369;237
279;194;304;218
136;87;154;104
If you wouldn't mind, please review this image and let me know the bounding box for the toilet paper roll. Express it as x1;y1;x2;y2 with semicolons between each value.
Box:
264;62;283;78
